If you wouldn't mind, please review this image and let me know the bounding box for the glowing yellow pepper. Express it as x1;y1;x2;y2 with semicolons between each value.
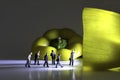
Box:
31;28;83;61
83;8;120;70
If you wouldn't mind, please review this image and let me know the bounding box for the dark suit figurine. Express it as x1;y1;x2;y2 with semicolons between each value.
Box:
50;50;56;65
25;52;32;68
69;50;74;66
34;51;40;65
43;53;49;67
56;54;63;68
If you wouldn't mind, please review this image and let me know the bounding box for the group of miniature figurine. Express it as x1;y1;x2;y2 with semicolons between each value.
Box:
25;50;74;68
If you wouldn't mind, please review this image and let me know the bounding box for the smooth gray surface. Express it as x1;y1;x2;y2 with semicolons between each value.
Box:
83;70;120;80
0;60;82;80
0;60;120;80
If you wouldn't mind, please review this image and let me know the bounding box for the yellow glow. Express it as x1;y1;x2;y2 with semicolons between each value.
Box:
33;37;49;46
32;28;83;61
83;66;93;71
69;43;82;58
83;8;120;70
108;67;120;72
32;46;57;60
83;8;120;42
44;29;59;40
58;49;72;61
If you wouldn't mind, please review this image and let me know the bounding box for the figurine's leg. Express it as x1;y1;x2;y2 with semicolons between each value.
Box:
47;62;49;67
43;62;45;67
52;59;53;65
59;63;63;68
53;59;55;65
69;60;71;65
25;60;28;67
25;63;27;67
72;60;74;66
28;60;31;68
34;59;36;65
37;59;39;65
56;63;58;68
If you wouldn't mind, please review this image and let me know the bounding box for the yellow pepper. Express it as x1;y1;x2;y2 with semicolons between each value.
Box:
31;28;82;61
83;8;120;70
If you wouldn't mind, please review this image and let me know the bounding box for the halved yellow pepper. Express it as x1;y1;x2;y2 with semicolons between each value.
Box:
31;28;83;61
83;8;120;70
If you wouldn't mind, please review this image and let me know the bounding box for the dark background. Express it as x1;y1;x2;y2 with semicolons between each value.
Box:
0;0;119;60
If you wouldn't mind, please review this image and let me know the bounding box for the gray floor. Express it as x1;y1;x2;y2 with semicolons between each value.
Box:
0;60;82;80
83;70;120;80
0;60;119;80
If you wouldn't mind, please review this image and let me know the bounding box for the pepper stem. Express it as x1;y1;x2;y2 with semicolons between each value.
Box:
50;37;68;50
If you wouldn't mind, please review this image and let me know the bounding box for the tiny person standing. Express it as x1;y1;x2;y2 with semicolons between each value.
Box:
25;52;32;68
34;51;40;65
69;50;74;66
50;50;56;65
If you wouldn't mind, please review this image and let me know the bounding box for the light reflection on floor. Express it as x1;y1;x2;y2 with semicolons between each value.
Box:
0;60;82;80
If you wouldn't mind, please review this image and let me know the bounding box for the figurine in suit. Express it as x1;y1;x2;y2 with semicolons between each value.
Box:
25;52;32;68
50;50;56;65
34;51;40;65
56;53;63;68
69;50;74;66
43;53;49;67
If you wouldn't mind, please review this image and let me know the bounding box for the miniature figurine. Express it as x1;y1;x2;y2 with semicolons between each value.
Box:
34;51;40;65
43;53;49;67
50;50;56;65
25;52;32;68
56;53;63;68
69;50;74;66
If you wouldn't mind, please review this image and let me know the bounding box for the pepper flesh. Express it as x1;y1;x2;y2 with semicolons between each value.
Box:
32;28;83;61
